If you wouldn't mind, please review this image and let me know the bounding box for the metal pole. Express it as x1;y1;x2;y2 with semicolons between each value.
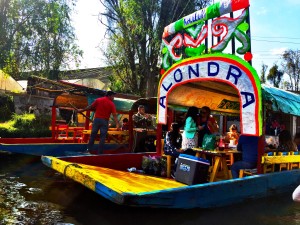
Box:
246;8;252;66
230;12;236;55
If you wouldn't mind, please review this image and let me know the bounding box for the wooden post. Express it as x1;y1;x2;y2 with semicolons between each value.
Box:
167;109;174;131
156;124;163;155
82;110;91;143
128;111;134;152
51;106;57;140
257;135;265;174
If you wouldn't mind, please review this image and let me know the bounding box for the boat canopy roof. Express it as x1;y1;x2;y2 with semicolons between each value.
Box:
166;80;240;115
87;94;136;113
54;93;137;114
262;85;300;117
161;81;300;117
53;78;300;119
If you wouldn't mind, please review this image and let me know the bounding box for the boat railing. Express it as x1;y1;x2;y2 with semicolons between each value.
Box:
262;151;300;172
240;151;300;177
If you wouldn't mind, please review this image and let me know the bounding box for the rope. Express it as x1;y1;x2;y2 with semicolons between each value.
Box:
63;163;82;181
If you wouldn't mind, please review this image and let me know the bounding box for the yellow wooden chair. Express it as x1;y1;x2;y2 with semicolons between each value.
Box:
277;152;290;171
225;153;234;167
289;151;300;170
263;152;276;173
239;168;257;178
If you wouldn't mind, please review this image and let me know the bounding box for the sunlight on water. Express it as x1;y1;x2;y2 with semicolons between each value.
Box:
0;175;64;225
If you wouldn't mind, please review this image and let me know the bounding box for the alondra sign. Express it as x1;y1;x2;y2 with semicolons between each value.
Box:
157;54;262;136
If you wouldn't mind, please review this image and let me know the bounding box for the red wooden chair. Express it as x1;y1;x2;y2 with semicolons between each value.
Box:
55;124;69;142
72;127;85;143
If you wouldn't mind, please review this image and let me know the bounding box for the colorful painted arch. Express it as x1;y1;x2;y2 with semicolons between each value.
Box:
157;53;262;136
163;0;250;38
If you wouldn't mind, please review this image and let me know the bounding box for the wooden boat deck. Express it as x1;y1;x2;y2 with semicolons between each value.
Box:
42;156;300;209
48;156;186;194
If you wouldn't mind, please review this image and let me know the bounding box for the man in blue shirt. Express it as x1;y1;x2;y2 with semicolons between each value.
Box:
231;135;258;178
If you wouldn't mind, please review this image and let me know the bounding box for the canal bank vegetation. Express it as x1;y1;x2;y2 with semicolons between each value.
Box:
0;94;14;122
0;113;51;138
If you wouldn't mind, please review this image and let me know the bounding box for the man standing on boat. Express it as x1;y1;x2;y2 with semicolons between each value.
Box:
133;105;153;129
77;91;120;154
132;105;154;152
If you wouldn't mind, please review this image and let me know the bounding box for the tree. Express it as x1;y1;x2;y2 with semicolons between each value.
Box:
267;64;283;88
0;0;82;80
100;0;211;97
260;63;268;84
282;49;300;91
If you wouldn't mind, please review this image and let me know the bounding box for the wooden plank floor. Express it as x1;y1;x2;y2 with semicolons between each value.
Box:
49;157;186;195
77;164;186;194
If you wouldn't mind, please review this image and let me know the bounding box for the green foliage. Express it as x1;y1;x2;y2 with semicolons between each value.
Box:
108;73;132;93
12;113;35;130
267;64;283;88
282;49;300;91
0;0;82;79
0;94;14;122
260;63;268;84
0;113;51;138
101;0;212;97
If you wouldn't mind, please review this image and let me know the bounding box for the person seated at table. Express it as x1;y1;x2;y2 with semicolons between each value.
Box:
164;122;184;176
277;130;298;152
231;135;258;179
121;118;129;131
182;106;198;156
225;124;240;145
294;133;300;151
164;122;183;157
265;130;298;172
132;105;153;129
197;106;219;147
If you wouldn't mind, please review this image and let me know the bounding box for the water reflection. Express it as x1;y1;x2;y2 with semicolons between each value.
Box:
0;153;65;225
0;152;300;225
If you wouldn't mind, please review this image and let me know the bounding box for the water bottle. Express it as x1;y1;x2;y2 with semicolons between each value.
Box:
218;135;225;151
127;167;137;172
127;167;144;173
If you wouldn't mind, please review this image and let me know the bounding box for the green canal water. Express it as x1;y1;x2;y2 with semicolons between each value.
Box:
0;152;300;225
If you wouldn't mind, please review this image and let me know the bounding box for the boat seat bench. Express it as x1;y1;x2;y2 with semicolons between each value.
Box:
239;151;300;178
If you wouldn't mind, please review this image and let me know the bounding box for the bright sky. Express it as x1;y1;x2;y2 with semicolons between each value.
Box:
250;0;300;75
71;0;106;69
72;0;300;76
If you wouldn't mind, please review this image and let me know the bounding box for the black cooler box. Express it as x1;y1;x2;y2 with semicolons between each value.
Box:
175;154;210;185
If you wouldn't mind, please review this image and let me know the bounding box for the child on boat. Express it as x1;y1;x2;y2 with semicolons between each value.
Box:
225;124;240;145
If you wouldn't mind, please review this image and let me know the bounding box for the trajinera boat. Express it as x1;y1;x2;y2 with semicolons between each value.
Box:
41;0;300;209
0;79;158;156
